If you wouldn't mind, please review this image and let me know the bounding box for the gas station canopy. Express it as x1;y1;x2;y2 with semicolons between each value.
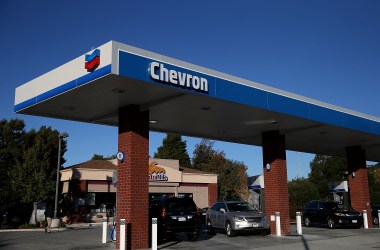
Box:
14;41;380;161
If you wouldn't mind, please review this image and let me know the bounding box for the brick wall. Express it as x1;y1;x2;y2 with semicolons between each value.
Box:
262;131;290;235
346;146;372;227
117;105;149;249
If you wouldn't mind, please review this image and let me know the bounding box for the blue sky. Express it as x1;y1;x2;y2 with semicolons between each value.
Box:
1;0;379;180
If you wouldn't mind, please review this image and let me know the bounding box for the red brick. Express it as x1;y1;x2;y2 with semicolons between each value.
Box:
116;105;149;249
262;131;290;235
346;146;372;228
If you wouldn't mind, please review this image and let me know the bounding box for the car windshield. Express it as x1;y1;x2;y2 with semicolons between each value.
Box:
324;202;347;211
227;202;257;212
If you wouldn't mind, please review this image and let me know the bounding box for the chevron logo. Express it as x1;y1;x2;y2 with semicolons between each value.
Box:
84;49;100;72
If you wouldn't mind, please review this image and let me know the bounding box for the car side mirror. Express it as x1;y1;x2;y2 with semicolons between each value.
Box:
220;208;226;213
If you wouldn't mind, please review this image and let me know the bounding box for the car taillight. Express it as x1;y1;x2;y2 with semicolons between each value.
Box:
161;208;166;218
196;207;201;217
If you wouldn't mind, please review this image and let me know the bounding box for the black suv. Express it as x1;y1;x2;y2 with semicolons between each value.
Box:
149;197;201;240
303;200;363;229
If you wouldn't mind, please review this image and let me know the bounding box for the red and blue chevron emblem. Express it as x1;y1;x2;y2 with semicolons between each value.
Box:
84;49;100;72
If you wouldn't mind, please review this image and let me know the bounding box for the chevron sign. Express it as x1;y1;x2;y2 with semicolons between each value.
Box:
84;49;100;72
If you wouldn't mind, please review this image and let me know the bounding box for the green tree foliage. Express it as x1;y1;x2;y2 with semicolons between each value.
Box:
288;178;319;219
0;119;26;212
0;119;67;226
90;154;115;160
154;134;191;167
308;155;347;199
368;163;380;204
11;126;66;204
192;139;249;200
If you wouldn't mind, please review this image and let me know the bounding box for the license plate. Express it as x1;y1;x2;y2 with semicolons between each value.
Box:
178;217;186;221
252;223;259;227
352;220;357;223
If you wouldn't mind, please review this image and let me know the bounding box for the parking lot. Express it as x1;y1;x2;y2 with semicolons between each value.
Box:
0;224;380;250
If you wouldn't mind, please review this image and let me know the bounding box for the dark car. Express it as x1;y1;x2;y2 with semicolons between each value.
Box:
371;204;380;225
149;197;201;240
303;200;363;229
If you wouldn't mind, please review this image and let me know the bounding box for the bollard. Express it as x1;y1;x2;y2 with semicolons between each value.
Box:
120;219;126;250
363;210;368;229
378;210;380;228
152;218;157;250
102;217;107;243
296;212;302;235
275;212;281;236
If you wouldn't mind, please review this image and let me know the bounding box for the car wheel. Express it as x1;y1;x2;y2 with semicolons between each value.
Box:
207;219;215;235
327;217;336;229
225;221;236;237
304;217;311;227
187;232;199;241
373;217;379;225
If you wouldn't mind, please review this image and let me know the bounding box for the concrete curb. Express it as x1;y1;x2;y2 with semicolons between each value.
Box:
0;222;107;232
0;227;67;233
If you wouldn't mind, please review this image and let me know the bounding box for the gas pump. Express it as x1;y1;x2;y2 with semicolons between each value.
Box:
328;181;349;208
247;175;265;212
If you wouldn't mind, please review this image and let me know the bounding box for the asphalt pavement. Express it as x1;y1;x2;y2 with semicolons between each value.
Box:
1;223;380;250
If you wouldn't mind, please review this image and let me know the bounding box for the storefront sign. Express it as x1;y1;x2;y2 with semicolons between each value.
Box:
149;161;168;181
150;61;209;93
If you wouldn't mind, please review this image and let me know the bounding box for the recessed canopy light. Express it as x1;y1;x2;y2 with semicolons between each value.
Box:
201;106;211;111
149;120;158;124
218;130;226;134
112;88;126;94
63;106;75;111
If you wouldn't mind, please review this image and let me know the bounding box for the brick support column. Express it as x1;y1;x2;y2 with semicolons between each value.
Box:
117;105;149;249
346;146;372;228
262;131;290;235
208;183;218;206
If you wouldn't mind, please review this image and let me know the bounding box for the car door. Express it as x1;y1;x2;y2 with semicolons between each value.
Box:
207;203;220;227
215;203;228;228
316;202;327;224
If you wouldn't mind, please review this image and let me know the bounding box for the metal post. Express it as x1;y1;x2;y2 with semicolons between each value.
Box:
152;218;157;250
296;211;302;235
120;219;125;250
54;133;68;219
378;210;380;228
102;217;107;243
275;212;281;236
363;210;368;229
54;137;62;219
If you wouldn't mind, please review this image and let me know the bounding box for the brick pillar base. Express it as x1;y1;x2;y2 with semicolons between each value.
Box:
117;105;149;249
346;146;372;228
262;131;290;235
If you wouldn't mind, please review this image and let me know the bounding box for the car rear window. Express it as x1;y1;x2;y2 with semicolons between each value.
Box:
165;198;196;212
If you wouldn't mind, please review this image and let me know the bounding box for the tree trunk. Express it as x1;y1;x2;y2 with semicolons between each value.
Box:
29;202;37;225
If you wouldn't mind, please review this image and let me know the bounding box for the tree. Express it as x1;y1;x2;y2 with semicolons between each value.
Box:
308;155;347;199
90;154;115;160
0;119;26;213
11;126;67;224
192;139;249;200
154;134;191;167
288;178;319;219
368;163;380;204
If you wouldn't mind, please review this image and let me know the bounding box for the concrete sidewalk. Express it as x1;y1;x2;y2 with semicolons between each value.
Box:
0;224;115;250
